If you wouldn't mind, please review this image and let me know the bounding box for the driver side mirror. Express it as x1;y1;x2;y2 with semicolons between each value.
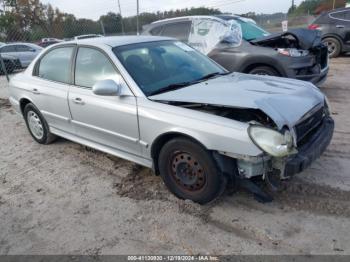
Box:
92;79;122;96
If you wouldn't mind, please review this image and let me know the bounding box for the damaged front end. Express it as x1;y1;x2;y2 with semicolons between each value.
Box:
163;100;334;195
251;29;329;85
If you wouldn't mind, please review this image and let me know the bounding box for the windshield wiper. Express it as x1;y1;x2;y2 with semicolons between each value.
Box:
196;71;230;82
148;82;193;96
148;72;229;96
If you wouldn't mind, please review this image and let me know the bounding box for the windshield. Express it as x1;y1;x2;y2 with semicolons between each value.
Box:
234;19;270;41
113;41;226;96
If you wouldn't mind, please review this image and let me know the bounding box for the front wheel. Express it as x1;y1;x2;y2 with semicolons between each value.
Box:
23;103;57;144
158;138;225;204
322;37;341;58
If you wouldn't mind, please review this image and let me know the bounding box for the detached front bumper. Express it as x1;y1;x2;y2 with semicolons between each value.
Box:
284;116;334;177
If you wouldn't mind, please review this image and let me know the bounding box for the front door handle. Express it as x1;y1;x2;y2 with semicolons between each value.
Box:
336;25;345;28
32;88;40;95
72;97;84;105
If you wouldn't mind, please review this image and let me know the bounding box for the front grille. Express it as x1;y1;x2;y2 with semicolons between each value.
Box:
295;106;324;146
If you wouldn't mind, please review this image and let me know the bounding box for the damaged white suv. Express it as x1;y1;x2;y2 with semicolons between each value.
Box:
9;36;334;204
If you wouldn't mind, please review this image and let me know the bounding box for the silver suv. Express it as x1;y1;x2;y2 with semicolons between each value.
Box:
9;36;334;204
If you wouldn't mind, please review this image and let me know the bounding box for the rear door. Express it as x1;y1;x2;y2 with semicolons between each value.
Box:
160;21;192;43
344;10;350;46
329;10;349;44
68;46;141;156
31;45;75;134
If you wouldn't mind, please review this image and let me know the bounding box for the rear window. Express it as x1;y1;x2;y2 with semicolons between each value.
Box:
161;22;192;42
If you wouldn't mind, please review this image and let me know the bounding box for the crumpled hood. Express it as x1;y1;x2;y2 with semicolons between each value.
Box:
251;28;322;50
149;73;325;129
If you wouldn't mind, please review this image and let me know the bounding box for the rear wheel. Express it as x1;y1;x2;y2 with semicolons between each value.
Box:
248;66;279;76
158;138;225;204
23;103;57;144
323;37;341;58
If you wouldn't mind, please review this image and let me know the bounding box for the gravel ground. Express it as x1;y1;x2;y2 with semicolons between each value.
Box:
0;57;350;255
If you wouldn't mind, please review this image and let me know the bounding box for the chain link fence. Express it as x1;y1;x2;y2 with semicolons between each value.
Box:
0;0;317;81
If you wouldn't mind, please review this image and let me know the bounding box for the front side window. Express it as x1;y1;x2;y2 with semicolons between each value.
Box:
38;46;74;84
16;45;33;52
114;40;226;96
75;47;120;88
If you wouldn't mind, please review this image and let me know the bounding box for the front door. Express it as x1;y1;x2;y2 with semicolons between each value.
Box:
68;46;141;156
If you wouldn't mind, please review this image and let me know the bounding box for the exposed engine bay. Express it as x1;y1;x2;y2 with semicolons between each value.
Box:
161;101;276;127
250;28;322;50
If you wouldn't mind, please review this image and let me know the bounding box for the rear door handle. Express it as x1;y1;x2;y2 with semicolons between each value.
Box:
32;88;40;95
336;25;345;28
72;97;84;105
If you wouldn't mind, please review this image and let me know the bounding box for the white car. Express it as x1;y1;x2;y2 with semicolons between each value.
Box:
0;43;43;68
8;36;334;204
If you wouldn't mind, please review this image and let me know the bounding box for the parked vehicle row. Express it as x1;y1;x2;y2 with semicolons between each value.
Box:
143;15;330;86
0;43;42;70
9;36;334;204
0;34;103;73
309;7;350;58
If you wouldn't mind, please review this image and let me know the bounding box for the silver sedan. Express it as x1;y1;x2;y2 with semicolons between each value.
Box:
9;36;334;204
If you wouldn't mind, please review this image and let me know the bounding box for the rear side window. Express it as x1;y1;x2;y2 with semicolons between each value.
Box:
161;22;192;42
37;47;74;84
75;47;120;88
345;10;350;21
0;46;16;52
329;10;348;21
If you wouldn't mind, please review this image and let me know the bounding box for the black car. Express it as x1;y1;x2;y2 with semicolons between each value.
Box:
309;7;350;58
143;15;329;86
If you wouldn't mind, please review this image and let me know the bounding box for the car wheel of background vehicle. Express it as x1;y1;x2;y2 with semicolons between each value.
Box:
158;138;225;204
23;103;57;144
323;37;341;58
248;66;279;76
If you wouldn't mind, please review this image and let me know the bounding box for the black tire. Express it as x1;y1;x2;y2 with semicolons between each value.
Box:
322;37;341;58
158;138;225;204
23;103;57;144
248;66;279;76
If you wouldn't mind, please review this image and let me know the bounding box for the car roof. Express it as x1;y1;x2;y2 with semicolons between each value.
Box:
64;35;174;47
327;7;350;13
149;14;242;25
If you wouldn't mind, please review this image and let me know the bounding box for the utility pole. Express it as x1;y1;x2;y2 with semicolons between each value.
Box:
333;0;336;9
117;0;125;35
136;0;139;35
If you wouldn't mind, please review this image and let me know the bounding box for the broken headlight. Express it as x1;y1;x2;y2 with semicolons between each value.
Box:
277;48;309;57
248;126;296;157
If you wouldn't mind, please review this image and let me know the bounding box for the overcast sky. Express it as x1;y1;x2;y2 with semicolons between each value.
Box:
41;0;304;20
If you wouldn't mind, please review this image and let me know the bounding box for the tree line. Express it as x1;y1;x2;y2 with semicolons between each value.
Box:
0;0;221;41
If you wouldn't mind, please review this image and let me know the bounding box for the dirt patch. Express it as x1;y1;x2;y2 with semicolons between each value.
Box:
275;179;350;217
114;164;170;201
0;98;11;109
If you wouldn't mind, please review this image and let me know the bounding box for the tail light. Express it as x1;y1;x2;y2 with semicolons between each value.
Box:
308;24;320;30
